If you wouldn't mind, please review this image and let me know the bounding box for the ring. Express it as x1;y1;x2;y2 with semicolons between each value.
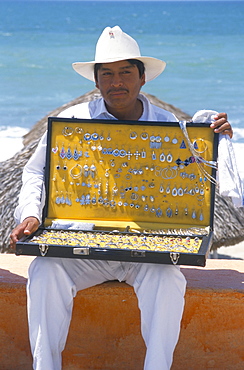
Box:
84;133;91;141
193;138;208;153
141;132;148;140
62;126;74;136
130;131;138;140
75;127;83;134
70;164;82;179
91;133;99;141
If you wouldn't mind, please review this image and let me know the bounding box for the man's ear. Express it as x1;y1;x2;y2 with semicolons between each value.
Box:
95;78;99;89
141;73;146;87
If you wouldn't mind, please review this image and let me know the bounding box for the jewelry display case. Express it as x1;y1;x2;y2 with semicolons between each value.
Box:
16;117;218;266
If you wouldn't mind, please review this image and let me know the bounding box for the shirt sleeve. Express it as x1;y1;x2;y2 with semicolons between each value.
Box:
14;102;92;226
14;132;47;224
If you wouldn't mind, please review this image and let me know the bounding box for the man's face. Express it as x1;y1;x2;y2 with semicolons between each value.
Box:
95;60;145;116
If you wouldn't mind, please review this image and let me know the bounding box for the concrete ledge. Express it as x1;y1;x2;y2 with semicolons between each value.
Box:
0;255;243;370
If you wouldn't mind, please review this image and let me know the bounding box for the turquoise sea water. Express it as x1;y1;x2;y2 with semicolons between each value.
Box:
0;0;244;160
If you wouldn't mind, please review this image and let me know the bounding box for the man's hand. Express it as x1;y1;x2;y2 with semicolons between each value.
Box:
210;112;233;138
10;217;40;251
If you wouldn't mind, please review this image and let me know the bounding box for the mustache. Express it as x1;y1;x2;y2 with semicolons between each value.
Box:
107;88;129;94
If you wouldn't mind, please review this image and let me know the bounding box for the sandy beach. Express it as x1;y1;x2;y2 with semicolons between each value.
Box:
210;240;244;260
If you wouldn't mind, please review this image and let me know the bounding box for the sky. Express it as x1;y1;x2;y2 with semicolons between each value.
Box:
9;0;244;2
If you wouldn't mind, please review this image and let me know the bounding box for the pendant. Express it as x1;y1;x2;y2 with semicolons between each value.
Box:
141;149;146;158
73;147;80;161
156;208;163;217
90;164;96;178
160;152;165;162
83;164;89;178
59;145;66;159
180;140;187;149
167;153;173;163
130;131;137;140
141;132;149;140
52;144;58;154
159;184;164;193
166;207;173;218
177;187;184;196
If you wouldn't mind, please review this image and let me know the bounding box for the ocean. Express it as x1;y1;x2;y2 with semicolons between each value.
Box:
0;0;243;181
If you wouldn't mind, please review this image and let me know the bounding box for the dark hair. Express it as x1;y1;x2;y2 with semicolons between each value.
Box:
94;59;145;81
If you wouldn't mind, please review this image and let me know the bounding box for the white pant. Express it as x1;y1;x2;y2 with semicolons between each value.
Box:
27;258;186;370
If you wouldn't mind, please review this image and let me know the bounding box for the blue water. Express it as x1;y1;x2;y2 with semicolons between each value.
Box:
0;1;244;147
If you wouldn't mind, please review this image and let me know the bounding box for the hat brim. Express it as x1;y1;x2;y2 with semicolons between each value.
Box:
72;56;166;82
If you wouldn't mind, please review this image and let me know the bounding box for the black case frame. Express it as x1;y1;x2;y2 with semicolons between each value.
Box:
16;117;218;266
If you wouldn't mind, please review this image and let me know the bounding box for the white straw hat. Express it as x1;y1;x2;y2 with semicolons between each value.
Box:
72;26;166;82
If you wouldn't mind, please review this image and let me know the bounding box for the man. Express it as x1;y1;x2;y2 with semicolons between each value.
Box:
10;26;233;370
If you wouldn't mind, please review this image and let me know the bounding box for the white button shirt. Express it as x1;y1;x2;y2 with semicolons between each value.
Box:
14;94;177;224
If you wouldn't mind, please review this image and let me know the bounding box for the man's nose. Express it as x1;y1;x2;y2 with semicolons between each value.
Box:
111;73;123;86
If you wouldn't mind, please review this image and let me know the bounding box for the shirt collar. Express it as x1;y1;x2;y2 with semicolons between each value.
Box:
89;93;157;121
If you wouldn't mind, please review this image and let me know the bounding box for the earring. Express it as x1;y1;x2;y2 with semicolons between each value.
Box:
172;186;178;197
91;133;99;141
70;164;82;179
166;184;171;194
106;133;111;141
130;131;137;140
52;143;59;154
62;126;74;137
59;144;66;159
104;169;110;178
75;127;83;134
155;135;162;149
83;164;90;178
177;187;184;196
141;149;146;159
66;146;73;160
141;132;148;140
90;164;96;179
180;140;187;149
73;147;80;161
166;207;173;217
159;152;165;162
84;133;91;141
166;153;173;163
193;138;208;153
159;184;164;193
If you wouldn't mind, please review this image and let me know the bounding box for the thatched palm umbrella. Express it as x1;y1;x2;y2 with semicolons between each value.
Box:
1;89;243;253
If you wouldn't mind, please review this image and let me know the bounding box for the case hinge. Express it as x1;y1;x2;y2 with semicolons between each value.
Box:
170;252;180;265
73;247;90;255
131;250;146;258
39;244;49;257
